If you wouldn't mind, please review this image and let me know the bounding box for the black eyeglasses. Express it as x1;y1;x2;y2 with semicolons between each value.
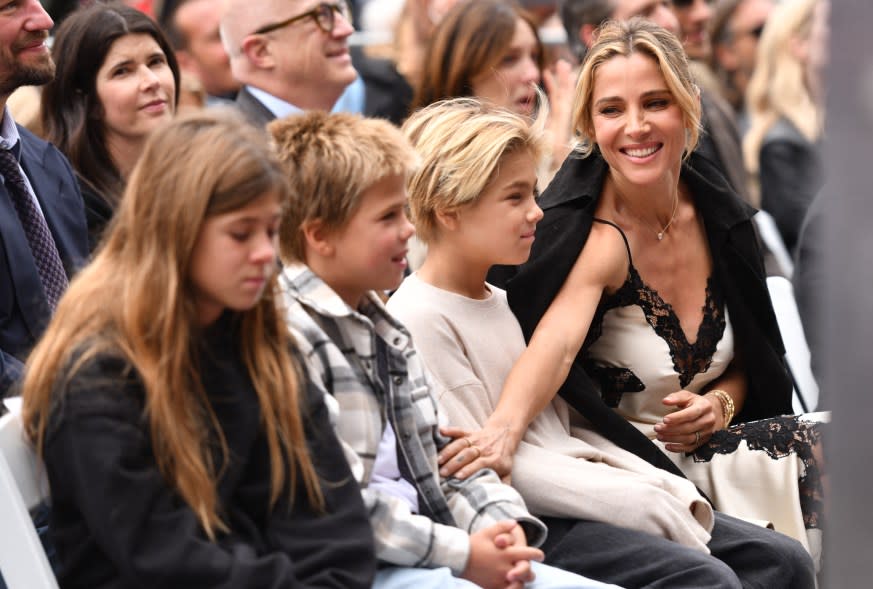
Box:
251;1;351;36
671;0;714;8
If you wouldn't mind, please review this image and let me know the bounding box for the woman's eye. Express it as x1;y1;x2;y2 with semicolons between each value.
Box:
501;52;521;66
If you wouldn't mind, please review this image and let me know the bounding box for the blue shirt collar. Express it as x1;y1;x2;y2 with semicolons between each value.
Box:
0;107;22;159
244;86;304;119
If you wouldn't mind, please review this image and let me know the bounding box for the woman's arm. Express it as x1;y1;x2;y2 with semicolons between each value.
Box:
440;224;630;478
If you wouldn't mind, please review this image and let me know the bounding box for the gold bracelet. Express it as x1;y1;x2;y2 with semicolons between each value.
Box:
707;389;735;428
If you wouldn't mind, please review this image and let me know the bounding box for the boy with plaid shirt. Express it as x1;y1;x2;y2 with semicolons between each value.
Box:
269;112;619;589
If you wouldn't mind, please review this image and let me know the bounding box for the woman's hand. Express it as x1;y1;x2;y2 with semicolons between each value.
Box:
655;390;723;452
437;423;518;481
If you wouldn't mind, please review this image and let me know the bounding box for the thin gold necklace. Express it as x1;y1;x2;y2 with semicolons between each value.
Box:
614;184;680;241
655;192;679;241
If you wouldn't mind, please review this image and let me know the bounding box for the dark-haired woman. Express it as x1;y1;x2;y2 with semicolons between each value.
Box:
41;2;179;250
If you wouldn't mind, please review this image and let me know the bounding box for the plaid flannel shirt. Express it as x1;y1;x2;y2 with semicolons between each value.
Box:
278;264;546;574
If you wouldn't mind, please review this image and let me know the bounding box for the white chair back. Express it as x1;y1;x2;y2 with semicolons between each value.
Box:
755;210;795;279
0;410;58;588
766;276;820;413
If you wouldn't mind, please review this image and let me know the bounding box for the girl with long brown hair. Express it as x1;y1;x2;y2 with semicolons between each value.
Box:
20;110;375;588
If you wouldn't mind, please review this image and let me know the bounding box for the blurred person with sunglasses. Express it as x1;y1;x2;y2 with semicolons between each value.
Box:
670;0;715;60
709;0;775;130
220;0;357;126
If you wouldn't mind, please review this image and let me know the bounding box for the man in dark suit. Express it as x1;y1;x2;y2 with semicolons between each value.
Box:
219;0;358;126
0;0;89;397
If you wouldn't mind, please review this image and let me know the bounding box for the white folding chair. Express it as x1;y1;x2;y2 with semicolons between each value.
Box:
766;276;820;413
755;210;794;279
0;410;58;589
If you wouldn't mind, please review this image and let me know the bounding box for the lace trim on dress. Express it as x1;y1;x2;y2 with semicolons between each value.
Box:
691;415;826;530
633;272;726;389
583;268;727;404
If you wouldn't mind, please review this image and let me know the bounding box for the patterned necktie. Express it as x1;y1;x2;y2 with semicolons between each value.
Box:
0;147;69;310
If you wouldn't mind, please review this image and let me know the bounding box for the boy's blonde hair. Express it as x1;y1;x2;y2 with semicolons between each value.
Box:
269;112;418;263
402;97;548;244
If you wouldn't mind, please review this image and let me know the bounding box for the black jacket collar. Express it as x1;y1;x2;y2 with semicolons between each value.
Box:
540;149;757;236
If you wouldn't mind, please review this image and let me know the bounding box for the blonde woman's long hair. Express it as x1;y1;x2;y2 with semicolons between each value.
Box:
22;109;323;539
743;0;823;175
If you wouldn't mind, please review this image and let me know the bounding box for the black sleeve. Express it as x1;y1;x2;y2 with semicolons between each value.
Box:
759;140;822;253
261;377;376;588
44;355;319;589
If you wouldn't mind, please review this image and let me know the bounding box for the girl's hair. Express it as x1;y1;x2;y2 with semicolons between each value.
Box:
22;109;322;539
40;2;181;209
743;0;822;174
412;0;544;111
571;18;701;159
402;97;548;243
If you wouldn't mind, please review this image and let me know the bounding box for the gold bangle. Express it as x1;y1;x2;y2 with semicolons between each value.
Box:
707;389;735;428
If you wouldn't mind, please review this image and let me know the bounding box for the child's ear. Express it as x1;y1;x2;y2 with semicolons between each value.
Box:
302;219;334;257
435;208;460;231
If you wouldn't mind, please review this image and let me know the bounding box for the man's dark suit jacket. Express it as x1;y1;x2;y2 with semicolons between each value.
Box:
0;125;88;394
234;86;278;128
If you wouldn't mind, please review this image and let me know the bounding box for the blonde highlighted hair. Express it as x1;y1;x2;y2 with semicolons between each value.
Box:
402;97;548;244
571;18;701;159
22;109;323;539
269;112;418;264
743;0;823;175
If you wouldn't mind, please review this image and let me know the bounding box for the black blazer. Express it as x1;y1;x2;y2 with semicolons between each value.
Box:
505;150;793;478
0;125;88;394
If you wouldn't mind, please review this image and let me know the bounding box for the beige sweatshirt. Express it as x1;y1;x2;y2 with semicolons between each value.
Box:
388;274;714;552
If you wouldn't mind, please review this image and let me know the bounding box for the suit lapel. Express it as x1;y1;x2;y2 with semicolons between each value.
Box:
0;146;50;340
18;129;85;277
235;87;278;128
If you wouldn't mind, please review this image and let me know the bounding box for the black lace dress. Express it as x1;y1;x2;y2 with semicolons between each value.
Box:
583;219;825;568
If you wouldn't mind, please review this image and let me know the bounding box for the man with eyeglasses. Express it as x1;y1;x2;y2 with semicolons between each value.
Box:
220;0;358;126
710;0;775;125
